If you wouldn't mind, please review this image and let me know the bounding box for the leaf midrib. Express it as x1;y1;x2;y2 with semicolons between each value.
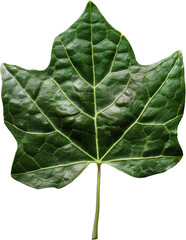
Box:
90;2;100;161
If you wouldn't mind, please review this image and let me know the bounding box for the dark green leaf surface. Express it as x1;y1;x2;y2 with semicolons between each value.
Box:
1;1;185;189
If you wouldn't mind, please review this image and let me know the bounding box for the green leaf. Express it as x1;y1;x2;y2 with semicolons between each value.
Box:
1;2;185;189
1;2;185;239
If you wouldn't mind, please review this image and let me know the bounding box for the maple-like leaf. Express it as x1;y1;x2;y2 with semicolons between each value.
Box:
1;1;185;239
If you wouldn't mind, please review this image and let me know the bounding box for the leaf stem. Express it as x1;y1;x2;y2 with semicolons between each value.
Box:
92;163;101;240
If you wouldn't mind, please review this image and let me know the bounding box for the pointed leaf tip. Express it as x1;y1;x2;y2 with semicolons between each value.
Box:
86;1;98;10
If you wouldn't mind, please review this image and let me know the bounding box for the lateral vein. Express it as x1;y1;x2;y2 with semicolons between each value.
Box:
97;72;132;114
95;34;123;88
5;121;56;135
100;53;180;161
104;155;182;163
5;67;97;162
50;77;94;120
12;161;92;176
59;39;94;88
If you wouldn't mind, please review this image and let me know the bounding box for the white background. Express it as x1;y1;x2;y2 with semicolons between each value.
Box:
0;0;186;239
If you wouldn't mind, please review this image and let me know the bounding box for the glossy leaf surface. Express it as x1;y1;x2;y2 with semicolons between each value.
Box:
1;1;185;189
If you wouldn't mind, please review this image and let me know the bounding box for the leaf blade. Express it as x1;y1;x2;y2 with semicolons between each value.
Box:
1;1;185;189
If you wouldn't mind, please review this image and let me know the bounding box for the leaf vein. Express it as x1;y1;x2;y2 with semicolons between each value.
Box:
95;34;122;88
12;162;91;176
50;77;94;120
5;67;96;161
59;39;93;88
97;72;132;114
100;53;180;161
5;121;56;135
90;2;100;161
105;155;182;163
